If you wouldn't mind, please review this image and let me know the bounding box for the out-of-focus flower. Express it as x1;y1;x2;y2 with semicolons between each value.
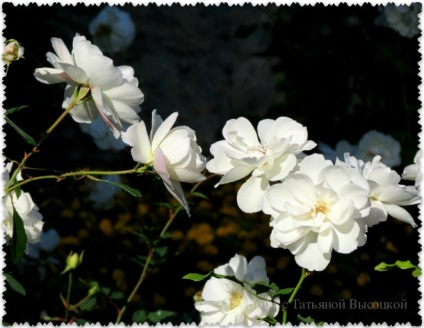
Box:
89;6;136;54
80;116;127;151
194;254;279;325
207;116;316;213
2;163;44;248
2;39;24;72
263;154;370;271
87;175;121;210
34;34;144;138
319;130;401;168
337;154;421;228
122;110;206;215
356;130;401;167
375;4;421;38
402;150;422;189
27;228;60;259
318;140;356;163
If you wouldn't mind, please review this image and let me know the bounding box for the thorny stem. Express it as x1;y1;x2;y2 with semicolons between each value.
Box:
5;98;78;191
65;272;73;323
4;167;149;194
282;267;309;324
115;174;216;324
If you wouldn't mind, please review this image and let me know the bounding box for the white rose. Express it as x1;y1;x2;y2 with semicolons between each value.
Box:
3;163;44;247
122;110;206;215
195;254;279;326
207;116;316;213
34;34;144;138
337;154;421;228
263;154;370;271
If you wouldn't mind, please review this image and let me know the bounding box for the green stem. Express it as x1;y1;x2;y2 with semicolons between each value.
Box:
5;168;141;194
65;272;73;323
68;293;93;312
282;267;308;325
115;176;212;324
5;99;78;190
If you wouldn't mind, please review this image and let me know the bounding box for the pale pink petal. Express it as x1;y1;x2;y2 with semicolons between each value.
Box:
56;62;88;84
154;148;190;215
33;67;72;84
50;37;73;64
91;86;122;137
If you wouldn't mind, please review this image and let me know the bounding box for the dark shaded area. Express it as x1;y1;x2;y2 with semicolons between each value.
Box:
2;3;421;326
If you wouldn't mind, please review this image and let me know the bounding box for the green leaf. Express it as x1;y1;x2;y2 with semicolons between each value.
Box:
109;291;125;300
5;116;37;146
99;178;142;197
3;273;26;295
79;297;97;311
10;205;27;264
155;246;168;258
189;191;209;200
5;105;29;115
251;281;277;294
100;287;111;295
147;310;174;323
297;314;324;326
374;260;421;277
273;288;295;297
132;310;147;323
183;272;212;282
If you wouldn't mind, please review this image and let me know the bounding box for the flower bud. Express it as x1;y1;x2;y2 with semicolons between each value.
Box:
61;251;84;274
88;281;100;296
3;39;24;71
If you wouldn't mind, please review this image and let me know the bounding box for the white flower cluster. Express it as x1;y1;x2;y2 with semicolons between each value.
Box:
319;130;402;167
33;35;206;215
207;116;421;272
194;254;279;326
2;163;44;248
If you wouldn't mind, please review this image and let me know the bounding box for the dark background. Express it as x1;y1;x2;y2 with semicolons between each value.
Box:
2;3;421;325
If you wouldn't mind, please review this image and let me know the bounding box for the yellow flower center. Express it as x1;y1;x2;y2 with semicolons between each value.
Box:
229;292;243;310
315;200;329;215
